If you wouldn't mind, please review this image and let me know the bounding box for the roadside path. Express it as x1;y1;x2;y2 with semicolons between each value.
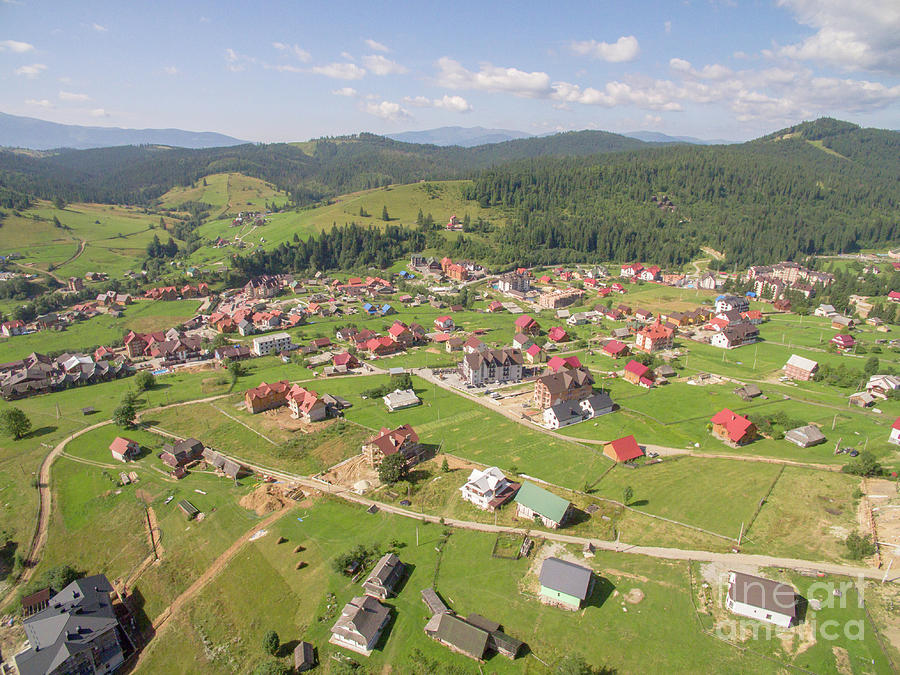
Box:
0;393;232;611
129;507;290;672
214;453;895;583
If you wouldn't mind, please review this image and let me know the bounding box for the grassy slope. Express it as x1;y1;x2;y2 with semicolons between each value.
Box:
134;498;896;674
187;180;506;269
157;172;289;218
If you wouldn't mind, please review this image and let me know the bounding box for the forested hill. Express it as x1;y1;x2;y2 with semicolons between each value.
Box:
463;120;900;268
0;130;650;206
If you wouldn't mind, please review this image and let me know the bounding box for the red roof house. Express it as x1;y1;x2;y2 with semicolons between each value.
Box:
889;291;900;303
831;334;856;350
623;360;650;386
546;355;582;373
710;408;757;446
548;326;569;343
514;314;540;335
603;435;644;462
602;340;629;358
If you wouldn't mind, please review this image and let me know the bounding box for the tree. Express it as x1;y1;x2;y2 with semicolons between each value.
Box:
212;333;229;348
53;195;66;210
262;629;280;656
441;457;450;473
844;532;876;559
842;450;881;477
120;390;139;407
44;564;80;591
378;453;407;484
382;205;390;221
556;654;614;675
251;660;289;675
623;486;634;506
113;402;136;428
0;407;31;440
228;359;246;380
863;355;880;378
134;371;155;392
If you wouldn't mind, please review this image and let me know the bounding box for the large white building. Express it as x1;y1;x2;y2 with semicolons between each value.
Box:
252;332;293;356
459;466;519;511
460;348;523;386
726;571;796;628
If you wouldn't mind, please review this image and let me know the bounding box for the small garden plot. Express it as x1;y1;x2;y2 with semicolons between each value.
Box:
491;533;527;560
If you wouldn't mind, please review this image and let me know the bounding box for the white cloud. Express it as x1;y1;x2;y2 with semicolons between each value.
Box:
570;36;640;63
550;80;684;111
363;99;410;121
403;94;472;112
436;57;552;97
92;23;107;32
59;90;90;101
224;48;250;72
25;98;52;108
332;87;358;97
644;114;663;126
364;38;389;53
312;62;366;79
361;54;407;75
15;63;46;78
163;66;178;75
668;58;733;80
664;21;672;34
272;42;311;62
777;0;900;73
90;107;109;117
0;39;34;53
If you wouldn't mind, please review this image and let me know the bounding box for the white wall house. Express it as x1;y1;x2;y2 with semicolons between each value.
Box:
252;332;293;356
726;571;796;628
459;467;517;511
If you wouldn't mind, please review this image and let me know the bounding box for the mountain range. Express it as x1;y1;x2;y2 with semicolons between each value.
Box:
0;112;247;150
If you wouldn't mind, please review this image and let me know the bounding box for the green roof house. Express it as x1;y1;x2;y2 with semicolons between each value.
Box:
513;481;571;529
539;557;593;610
424;612;489;661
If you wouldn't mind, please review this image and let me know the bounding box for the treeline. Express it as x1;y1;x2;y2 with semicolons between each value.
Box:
465;121;899;267
232;222;425;276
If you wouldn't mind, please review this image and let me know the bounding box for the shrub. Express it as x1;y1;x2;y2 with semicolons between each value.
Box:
844;532;876;559
262;629;279;655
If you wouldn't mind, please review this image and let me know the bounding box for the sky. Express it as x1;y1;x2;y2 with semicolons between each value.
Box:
1;0;898;142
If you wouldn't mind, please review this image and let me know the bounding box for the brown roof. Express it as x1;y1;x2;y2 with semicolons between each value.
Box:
535;366;594;394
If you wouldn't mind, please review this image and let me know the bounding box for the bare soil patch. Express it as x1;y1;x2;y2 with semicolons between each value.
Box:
239;484;292;516
623;588;644;604
321;454;379;490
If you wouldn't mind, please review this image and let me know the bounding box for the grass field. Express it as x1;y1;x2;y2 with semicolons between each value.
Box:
133;498;898;674
187;180;507;268
0;200;175;280
0;298;203;363
157;173;290;219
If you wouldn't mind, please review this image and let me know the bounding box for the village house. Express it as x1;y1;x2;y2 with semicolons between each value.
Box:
638;265;660;282
542;401;583;429
538;557;593;610
603;434;644;462
623;359;653;388
512;332;533;350
525;343;544;363
635;319;674;353
533;366;594;409
867;374;900;399
109;436;140;462
244;380;291;414
445;337;465;352
424;613;489;662
14;575;126;675
711;324;759;349
514;481;571;529
330;595;391;656
698;273;717;290
513;314;540;335
434;315;455;332
363;553;405;599
620;262;643;278
831;315;854;330
160;437;204;468
388;321;414;347
546;355;581;373
461;348;523;387
462;335;487;354
362;424;422;468
726;571;797;628
814;304;838;317
831;333;856;351
287;385;327;422
715;295;750;314
333;352;360;370
459;467;520;511
580;392;615;418
1;320;26;337
785;425;826;448
890;417;900;444
783;354;818;381
547;326;568;342
711;408;757;447
602;340;629;359
383;388;421;411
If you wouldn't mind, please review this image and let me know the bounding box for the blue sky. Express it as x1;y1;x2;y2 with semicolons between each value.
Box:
1;0;898;141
